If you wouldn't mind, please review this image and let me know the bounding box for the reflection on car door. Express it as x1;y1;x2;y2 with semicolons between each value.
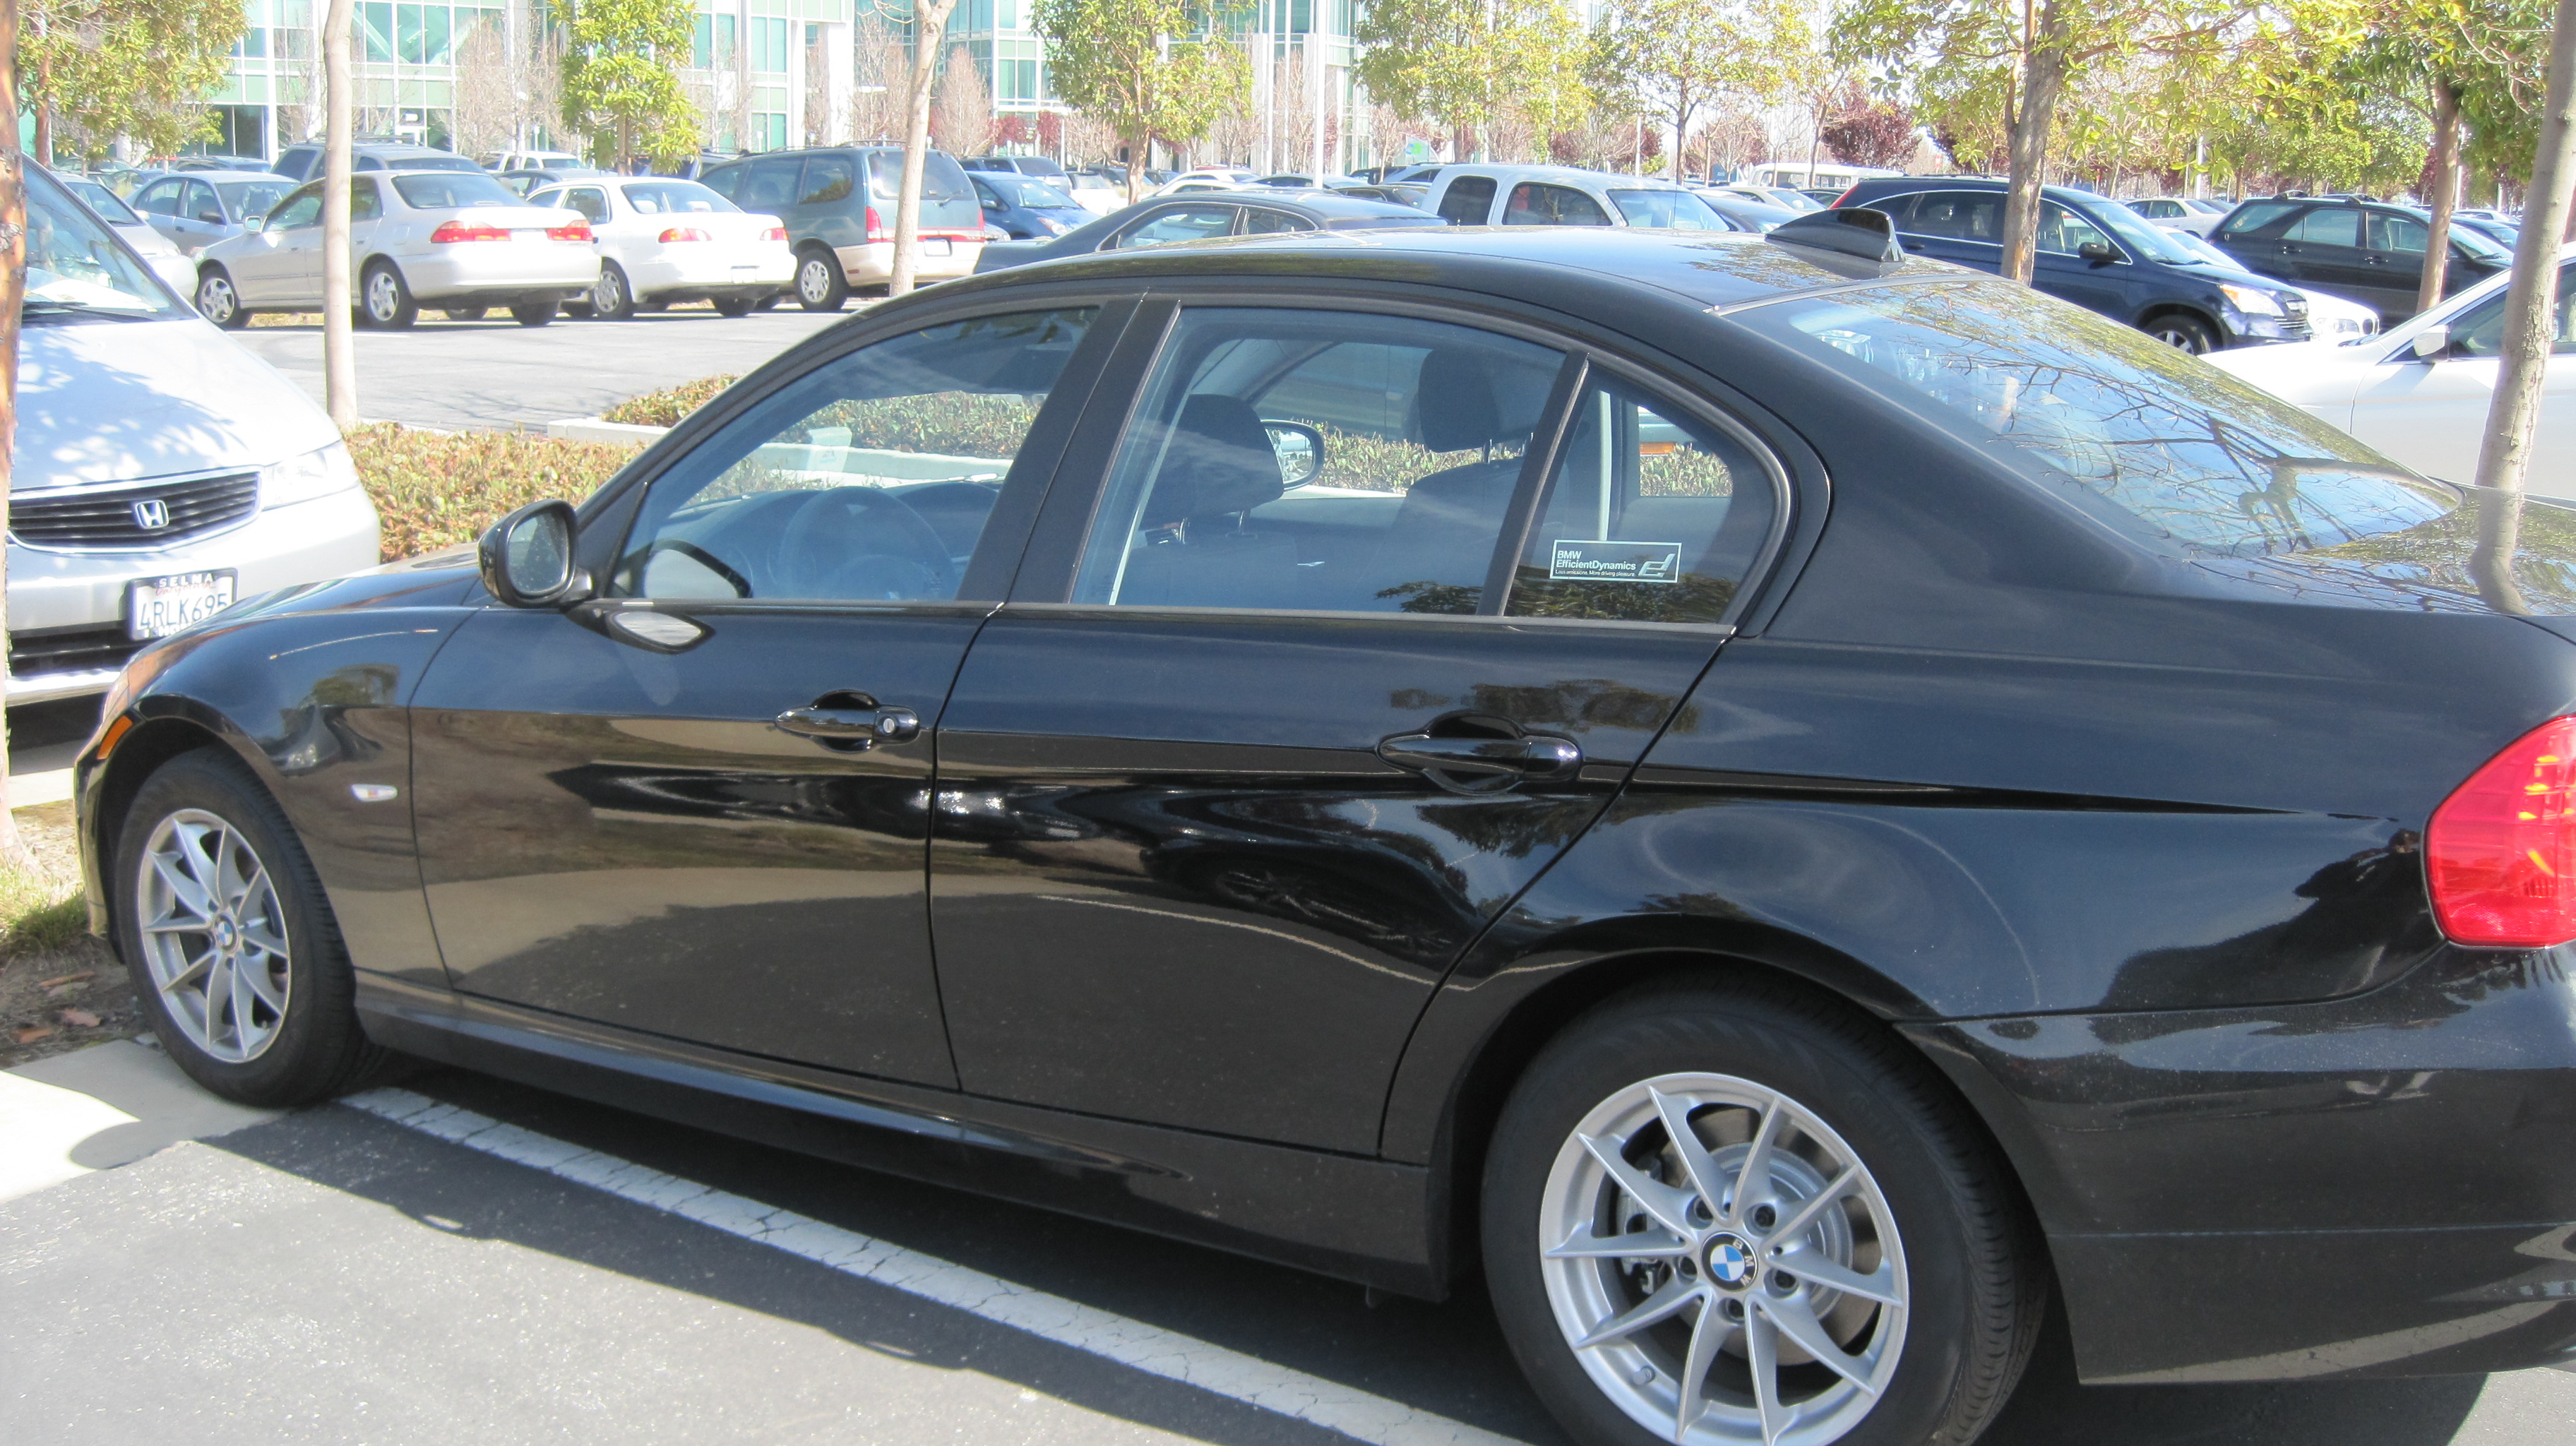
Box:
406;306;1121;1081
230;184;319;303
2348;264;2576;496
2274;208;2378;313
929;301;1784;1152
2029;201;2129;318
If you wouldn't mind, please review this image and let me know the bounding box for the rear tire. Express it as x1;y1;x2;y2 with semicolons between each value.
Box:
1481;976;2044;1446
509;301;558;327
589;262;636;320
360;260;418;329
194;267;248;328
2144;312;2219;354
112;748;387;1108
795;248;848;311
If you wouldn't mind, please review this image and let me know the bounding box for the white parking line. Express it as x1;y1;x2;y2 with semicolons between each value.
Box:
343;1087;1522;1446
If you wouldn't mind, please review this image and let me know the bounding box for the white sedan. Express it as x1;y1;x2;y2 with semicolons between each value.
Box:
2206;247;2576;497
529;176;794;319
192;169;599;328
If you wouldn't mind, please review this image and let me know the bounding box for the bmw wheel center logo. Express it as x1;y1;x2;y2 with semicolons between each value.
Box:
1705;1234;1755;1289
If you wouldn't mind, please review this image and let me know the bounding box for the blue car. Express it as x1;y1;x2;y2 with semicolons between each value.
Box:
968;171;1097;241
1836;176;2313;352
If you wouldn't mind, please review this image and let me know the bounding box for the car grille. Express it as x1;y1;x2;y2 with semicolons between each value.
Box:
10;471;260;549
8;626;140;679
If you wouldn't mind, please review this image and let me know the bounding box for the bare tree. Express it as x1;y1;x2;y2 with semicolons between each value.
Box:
852;16;907;143
931;44;991;154
451;14;516;157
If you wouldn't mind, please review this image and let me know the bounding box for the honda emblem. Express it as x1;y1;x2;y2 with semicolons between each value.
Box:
131;498;169;530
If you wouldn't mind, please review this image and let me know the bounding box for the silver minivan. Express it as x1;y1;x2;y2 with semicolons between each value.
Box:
10;163;380;703
1422;165;1735;231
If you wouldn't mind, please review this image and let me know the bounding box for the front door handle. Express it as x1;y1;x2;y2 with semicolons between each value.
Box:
1378;719;1582;794
776;691;920;751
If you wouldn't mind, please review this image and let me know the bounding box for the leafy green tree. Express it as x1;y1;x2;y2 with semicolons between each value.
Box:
1592;0;1799;175
18;0;245;161
1837;0;2355;282
1034;0;1249;203
556;0;699;170
1357;0;1587;162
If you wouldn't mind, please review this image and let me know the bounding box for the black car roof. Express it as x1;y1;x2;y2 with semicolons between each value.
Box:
953;225;1962;311
1842;175;2117;210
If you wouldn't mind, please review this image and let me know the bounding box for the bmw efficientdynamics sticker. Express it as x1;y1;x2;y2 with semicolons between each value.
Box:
1549;539;1683;584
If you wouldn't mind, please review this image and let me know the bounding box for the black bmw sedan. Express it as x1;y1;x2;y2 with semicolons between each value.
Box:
75;214;2576;1446
973;188;1444;273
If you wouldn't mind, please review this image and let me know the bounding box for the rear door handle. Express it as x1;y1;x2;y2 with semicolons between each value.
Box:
1378;727;1582;792
776;691;921;751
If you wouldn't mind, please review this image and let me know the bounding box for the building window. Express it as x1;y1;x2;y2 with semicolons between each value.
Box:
754;16;789;74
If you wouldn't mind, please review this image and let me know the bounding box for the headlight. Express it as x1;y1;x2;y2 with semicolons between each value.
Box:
263;440;359;507
2221;284;2286;318
1040;217;1072;235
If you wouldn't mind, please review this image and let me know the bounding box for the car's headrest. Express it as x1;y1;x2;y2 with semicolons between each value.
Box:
1417;347;1503;454
1144;395;1283;526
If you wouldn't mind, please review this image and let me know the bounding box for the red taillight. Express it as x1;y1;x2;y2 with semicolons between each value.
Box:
865;205;886;242
657;226;711;243
2428;716;2576;946
430;220;510;244
548;220;594;242
761;225;786;241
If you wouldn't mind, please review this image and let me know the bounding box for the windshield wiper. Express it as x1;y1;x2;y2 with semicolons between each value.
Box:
21;297;161;321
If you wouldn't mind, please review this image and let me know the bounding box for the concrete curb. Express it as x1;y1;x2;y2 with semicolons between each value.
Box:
545;417;669;446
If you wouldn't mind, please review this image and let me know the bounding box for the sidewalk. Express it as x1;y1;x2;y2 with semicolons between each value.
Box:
0;1038;278;1204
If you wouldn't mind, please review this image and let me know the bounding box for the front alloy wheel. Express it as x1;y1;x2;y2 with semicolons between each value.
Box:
135;807;294;1063
195;269;246;328
2146;314;2218;354
1541;1074;1907;1444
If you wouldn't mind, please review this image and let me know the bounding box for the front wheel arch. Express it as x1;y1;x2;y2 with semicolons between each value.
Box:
2137;307;2223;354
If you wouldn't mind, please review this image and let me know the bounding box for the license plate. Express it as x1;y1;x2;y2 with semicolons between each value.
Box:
513;229;545;243
923;239;952;256
125;570;237;640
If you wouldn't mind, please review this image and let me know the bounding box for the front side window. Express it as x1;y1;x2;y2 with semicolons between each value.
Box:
184;181;223;222
1071;308;1566;613
2284;208;2361;247
1741;280;2451;559
2445;264;2576;357
614;308;1097;603
1119;205;1236;248
1503;184;1611;227
1606;189;1727;230
2370;213;2428;253
2035;201;2114;257
739;157;802;211
1436;175;1496;225
268;185;323;229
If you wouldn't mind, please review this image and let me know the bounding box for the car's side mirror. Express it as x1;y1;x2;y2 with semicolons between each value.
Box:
196;209;225;225
2077;241;2119;263
244;215;264;233
2411;325;2451;360
1264;422;1325;487
479;499;591;607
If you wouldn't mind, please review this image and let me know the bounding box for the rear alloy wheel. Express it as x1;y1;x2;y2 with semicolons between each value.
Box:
1484;981;2041;1446
361;260;418;328
194;268;247;328
509;300;559;327
796;249;849;311
590;262;636;320
114;748;386;1107
2145;313;2219;354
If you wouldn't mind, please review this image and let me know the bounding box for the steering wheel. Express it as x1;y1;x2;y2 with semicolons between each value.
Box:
775;486;959;600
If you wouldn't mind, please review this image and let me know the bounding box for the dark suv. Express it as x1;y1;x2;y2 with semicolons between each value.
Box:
699;146;986;309
1835;176;2311;352
2207;196;2512;325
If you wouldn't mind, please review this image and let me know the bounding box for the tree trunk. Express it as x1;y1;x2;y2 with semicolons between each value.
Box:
323;0;357;430
1125;123;1147;205
889;0;953;297
2419;78;2461;316
2468;0;2576;614
1999;20;2072;286
0;0;43;873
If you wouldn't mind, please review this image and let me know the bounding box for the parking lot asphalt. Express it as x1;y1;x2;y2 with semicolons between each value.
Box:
234;305;858;432
4;1050;2572;1445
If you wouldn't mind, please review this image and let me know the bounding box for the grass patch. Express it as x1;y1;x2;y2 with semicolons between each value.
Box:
0;865;87;959
604;375;739;427
350;423;643;561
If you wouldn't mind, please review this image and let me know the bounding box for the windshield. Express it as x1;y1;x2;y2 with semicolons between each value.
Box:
216;179;291;219
625;179;739;214
1767;188;1825;212
1006;178;1081;208
1739;280;2452;559
2450;222;2513;263
393;172;527;209
23;168;184;319
64;179;143;226
2086;200;2196;263
1608;189;1729;230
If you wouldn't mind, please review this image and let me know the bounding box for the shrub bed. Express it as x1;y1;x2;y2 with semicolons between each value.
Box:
350;424;641;561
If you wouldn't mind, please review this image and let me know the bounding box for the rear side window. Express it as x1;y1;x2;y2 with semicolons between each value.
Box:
1504;184;1610;226
800;155;856;205
1243;208;1310;234
2218;201;2301;237
1742;280;2452;560
1117;205;1235;248
1436;176;1496;225
1903;191;2000;243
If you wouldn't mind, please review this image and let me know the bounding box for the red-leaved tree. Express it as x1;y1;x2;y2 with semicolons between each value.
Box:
1820;83;1919;169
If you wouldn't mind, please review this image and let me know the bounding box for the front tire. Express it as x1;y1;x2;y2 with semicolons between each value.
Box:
2144;313;2219;354
509;300;559;327
1482;978;2041;1446
795;248;848;311
590;262;636;320
361;260;418;329
112;748;384;1108
195;267;248;328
